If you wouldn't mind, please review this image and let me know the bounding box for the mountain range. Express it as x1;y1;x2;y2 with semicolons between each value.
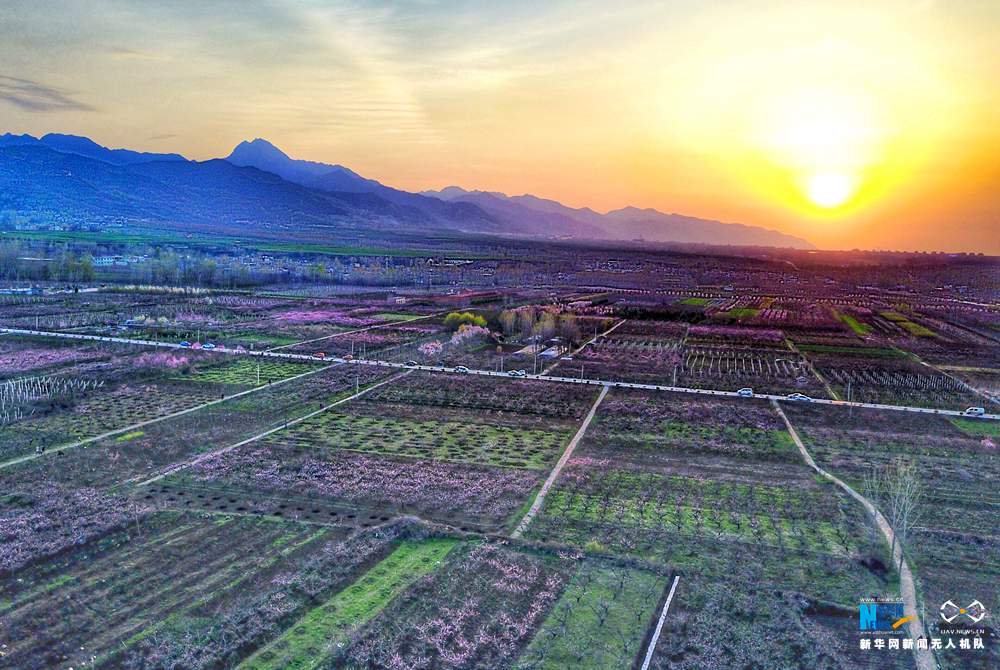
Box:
0;132;812;248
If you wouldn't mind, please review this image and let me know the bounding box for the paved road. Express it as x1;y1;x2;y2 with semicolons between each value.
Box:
3;327;997;421
774;401;935;670
640;575;681;670
511;385;608;538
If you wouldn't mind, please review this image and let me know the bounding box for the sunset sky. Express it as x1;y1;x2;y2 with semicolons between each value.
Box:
2;0;998;253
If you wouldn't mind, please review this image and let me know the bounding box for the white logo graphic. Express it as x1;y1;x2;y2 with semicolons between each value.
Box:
940;600;987;624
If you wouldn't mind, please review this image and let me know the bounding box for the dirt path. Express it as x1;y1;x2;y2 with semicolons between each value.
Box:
0;363;338;470
511;385;608;538
135;370;411;486
772;400;935;670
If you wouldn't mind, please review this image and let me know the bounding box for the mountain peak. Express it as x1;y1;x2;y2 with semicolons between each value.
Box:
227;138;291;162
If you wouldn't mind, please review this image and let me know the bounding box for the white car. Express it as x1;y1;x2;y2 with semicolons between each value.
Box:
203;343;216;350
963;407;986;417
736;387;754;398
787;393;813;402
454;366;470;373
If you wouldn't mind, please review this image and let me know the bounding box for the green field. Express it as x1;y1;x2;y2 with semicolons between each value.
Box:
239;538;457;670
372;312;421;321
837;313;871;336
518;563;666;669
181;358;323;386
0;229;483;259
949;417;999;438
680;297;710;306
723;307;760;319
268;410;570;469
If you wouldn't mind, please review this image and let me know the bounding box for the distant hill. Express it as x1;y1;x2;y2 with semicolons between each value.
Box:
0;132;187;165
225;139;498;233
0;145;358;228
424;186;813;249
0;131;813;249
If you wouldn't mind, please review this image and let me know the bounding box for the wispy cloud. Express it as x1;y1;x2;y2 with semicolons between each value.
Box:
0;75;95;112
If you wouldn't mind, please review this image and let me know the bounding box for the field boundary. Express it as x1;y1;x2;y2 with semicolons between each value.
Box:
511;385;608;538
262;311;447;352
135;370;411;486
772;400;934;670
0;363;338;470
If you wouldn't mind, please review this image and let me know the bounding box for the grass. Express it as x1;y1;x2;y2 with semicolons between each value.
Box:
181;358;322;386
723;307;760;319
115;430;145;442
238;538;458;670
371;312;420;321
680;297;710;306
949;417;999;438
518;563;666;669
898;320;936;337
0;229;483;260
271;411;569;470
837;313;871;336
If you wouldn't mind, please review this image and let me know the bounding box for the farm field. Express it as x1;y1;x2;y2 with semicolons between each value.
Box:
783;404;1000;670
549;321;830;396
156;373;590;532
0;268;996;669
179;356;325;387
0;377;223;462
521;388;905;665
238;538;458;670
0;512;351;670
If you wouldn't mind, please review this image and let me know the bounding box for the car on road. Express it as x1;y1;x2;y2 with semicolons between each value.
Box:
786;393;813;402
313;352;326;359
454;366;470;373
736;387;754;398
179;341;192;348
405;360;419;366
343;354;354;361
507;369;527;377
203;342;216;350
963;406;986;416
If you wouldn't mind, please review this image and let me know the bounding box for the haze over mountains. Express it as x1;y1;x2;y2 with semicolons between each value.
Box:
0;133;812;248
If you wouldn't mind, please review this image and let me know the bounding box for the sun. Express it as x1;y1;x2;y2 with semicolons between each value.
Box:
806;173;855;208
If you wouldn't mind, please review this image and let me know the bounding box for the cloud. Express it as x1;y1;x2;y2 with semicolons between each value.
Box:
0;75;95;112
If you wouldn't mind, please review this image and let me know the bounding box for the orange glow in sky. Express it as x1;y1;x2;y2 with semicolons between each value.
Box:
1;0;997;252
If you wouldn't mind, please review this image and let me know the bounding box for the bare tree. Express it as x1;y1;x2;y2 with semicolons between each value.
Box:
865;459;923;569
